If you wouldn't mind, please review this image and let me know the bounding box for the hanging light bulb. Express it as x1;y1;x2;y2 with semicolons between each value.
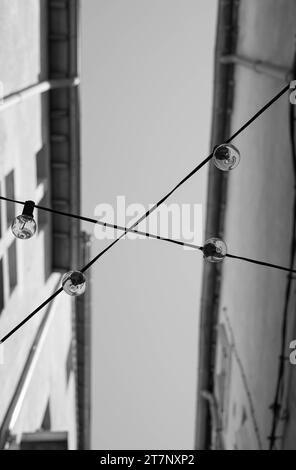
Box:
213;143;241;171
203;237;227;263
62;270;86;296
11;200;37;239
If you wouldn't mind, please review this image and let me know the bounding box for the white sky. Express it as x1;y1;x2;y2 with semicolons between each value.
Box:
81;0;218;450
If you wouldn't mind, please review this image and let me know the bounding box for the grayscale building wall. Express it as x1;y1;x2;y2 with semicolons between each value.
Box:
0;0;90;450
196;0;296;450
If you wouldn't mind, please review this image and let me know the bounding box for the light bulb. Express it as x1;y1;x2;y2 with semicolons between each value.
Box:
213;143;240;171
203;237;227;263
62;271;86;296
11;201;37;239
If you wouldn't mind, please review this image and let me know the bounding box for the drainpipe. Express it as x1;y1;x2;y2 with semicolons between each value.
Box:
0;78;80;113
201;391;224;449
195;0;238;450
220;54;292;82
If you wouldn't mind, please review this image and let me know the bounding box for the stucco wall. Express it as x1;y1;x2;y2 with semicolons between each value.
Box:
215;0;296;450
0;0;77;449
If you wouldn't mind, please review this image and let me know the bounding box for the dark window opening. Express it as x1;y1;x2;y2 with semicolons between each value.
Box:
5;170;15;227
37;193;49;233
20;431;68;450
66;340;74;385
8;240;17;294
241;407;247;426
41;400;51;431
36;146;48;185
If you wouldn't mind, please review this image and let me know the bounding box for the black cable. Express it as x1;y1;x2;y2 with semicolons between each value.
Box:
1;84;290;254
225;84;290;144
3;195;296;273
2;242;296;345
4;193;294;274
0;84;290;343
225;254;296;274
0;195;24;205
81;84;290;273
1;249;295;345
0;195;203;250
80;156;214;272
0;288;63;344
0;196;296;273
2;240;296;347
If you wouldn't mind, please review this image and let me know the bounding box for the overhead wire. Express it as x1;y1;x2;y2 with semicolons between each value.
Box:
0;84;291;344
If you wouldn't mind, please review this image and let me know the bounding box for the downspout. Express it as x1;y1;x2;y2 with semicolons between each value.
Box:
220;54;292;82
0;78;80;113
195;0;239;450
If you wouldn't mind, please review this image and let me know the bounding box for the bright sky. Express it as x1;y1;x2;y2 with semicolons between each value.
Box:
81;0;218;450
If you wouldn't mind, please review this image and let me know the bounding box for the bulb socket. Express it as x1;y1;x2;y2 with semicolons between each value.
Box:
22;200;35;218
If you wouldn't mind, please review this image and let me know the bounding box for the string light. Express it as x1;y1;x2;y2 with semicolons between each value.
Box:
203;237;227;263
0;83;291;344
11;200;37;239
213;143;241;171
62;271;86;296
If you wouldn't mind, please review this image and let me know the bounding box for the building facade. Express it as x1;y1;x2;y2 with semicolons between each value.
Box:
0;0;90;450
196;0;296;450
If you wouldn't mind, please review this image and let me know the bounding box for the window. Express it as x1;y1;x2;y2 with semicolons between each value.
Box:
66;340;74;385
36;146;47;185
41;400;51;431
0;258;4;314
5;170;15;226
37;193;49;233
8;240;17;294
